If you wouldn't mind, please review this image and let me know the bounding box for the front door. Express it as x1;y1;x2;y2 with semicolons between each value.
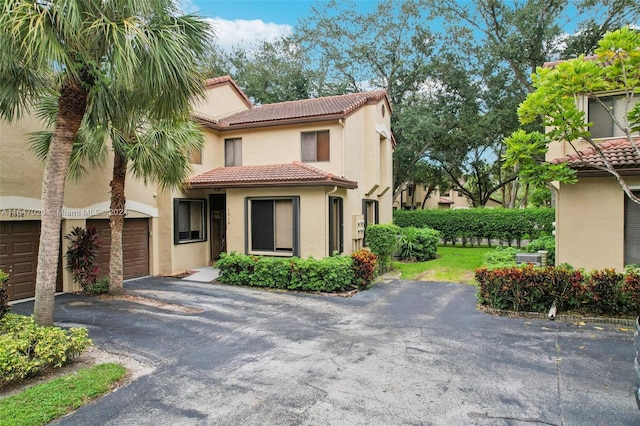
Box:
329;196;343;255
210;194;226;261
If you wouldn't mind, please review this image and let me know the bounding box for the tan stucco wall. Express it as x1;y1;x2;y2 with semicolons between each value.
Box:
220;121;345;173
155;188;210;276
556;176;640;271
192;82;251;121
224;186;330;259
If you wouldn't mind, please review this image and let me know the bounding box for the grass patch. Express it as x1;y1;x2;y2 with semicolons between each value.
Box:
393;246;494;284
0;363;126;426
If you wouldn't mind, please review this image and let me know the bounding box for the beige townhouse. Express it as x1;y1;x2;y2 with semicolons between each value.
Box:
0;76;394;300
547;89;640;270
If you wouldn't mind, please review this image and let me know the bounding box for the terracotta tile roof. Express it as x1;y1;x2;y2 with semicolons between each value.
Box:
552;138;640;171
189;161;358;189
543;55;597;69
438;197;454;204
213;91;388;127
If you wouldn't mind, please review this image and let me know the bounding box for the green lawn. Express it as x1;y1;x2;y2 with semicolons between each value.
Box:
392;245;493;284
0;363;126;426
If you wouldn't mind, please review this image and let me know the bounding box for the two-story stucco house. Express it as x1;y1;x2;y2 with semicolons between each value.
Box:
547;89;640;271
0;76;394;300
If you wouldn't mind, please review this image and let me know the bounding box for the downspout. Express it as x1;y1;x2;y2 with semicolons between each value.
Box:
339;118;346;178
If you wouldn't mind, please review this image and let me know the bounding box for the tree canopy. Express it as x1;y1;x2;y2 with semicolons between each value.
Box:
196;1;639;206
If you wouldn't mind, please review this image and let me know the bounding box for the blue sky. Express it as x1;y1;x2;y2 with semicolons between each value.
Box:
177;1;639;51
178;1;383;50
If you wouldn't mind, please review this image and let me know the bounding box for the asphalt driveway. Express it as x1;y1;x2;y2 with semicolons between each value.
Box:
12;277;640;425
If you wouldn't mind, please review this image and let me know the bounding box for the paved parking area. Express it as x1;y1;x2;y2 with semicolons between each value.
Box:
13;277;640;425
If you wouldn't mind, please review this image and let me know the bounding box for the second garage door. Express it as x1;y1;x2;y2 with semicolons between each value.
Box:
88;218;150;280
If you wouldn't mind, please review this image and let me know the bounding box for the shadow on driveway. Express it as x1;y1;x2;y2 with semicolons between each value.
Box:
12;277;640;425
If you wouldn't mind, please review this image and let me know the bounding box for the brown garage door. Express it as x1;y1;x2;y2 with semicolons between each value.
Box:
0;221;63;301
88;218;150;280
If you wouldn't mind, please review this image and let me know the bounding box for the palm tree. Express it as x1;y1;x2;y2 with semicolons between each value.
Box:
0;0;210;326
33;93;204;291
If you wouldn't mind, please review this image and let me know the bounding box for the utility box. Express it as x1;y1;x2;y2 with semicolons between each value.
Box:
515;252;542;266
352;214;365;252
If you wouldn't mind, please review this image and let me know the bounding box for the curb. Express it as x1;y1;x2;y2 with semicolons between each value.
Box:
477;304;636;327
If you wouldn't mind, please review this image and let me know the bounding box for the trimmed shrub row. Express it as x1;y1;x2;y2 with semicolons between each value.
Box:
393;208;555;247
216;250;378;292
0;314;91;387
475;265;640;316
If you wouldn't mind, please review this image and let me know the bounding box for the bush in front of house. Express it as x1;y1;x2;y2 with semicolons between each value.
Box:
84;277;110;295
475;264;640;316
0;269;9;319
64;226;102;293
0;314;91;387
526;234;555;266
365;224;400;271
351;249;378;289
393;208;555;247
395;227;440;261
216;252;376;292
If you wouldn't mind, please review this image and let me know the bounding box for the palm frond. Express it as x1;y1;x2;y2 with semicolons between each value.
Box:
125;119;204;190
28;123;109;181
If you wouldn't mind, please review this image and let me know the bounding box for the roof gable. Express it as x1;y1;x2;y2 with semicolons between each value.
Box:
202;75;253;109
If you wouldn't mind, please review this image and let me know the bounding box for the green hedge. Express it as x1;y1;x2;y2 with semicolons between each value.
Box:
365;224;400;271
0;314;91;387
216;252;378;292
475;265;640;316
393;208;555;247
396;227;440;261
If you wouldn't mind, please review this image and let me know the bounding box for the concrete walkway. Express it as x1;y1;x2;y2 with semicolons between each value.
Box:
12;278;640;425
181;266;220;282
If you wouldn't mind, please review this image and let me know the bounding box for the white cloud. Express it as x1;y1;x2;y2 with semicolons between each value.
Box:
174;0;199;14
207;17;292;51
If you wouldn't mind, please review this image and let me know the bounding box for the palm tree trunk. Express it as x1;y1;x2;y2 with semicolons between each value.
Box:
109;150;128;292
34;81;88;326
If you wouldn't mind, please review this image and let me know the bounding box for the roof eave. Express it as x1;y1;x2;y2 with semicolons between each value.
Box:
220;114;346;130
574;167;640;177
186;180;358;190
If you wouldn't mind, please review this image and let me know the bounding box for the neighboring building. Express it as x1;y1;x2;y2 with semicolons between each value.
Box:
548;91;640;271
0;76;394;300
395;183;501;210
